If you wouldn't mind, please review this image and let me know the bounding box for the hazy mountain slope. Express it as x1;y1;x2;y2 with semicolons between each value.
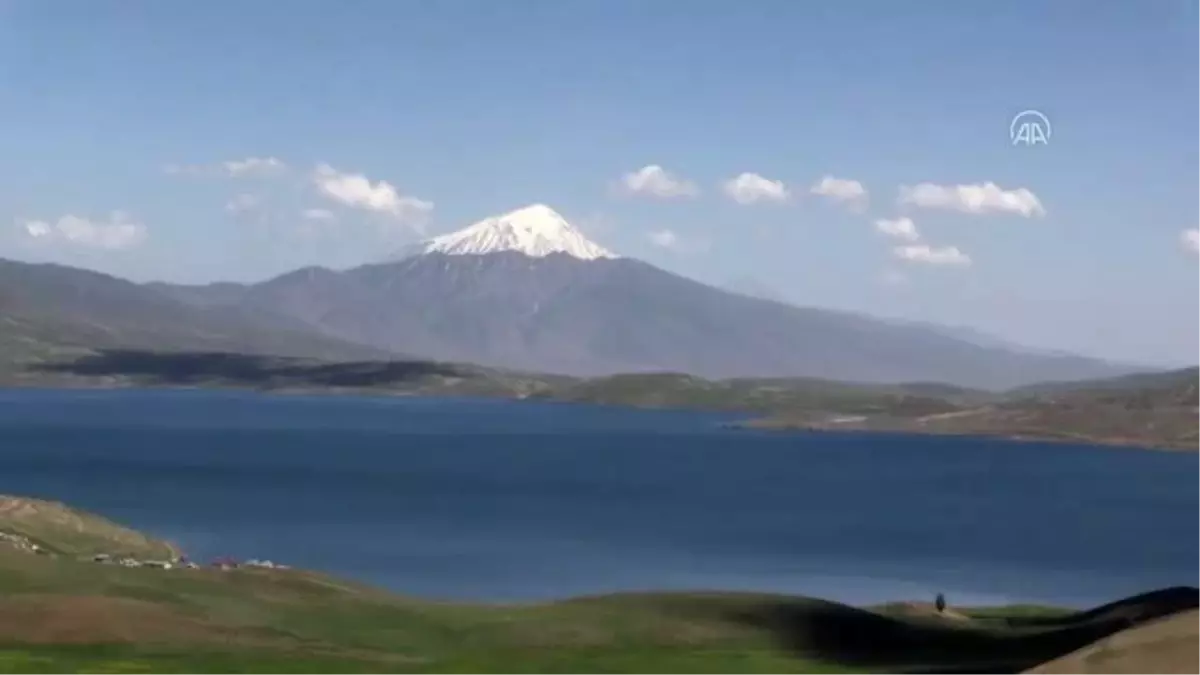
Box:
0;259;390;364
456;254;1133;387
1008;366;1199;398
155;249;1135;389
141;280;251;308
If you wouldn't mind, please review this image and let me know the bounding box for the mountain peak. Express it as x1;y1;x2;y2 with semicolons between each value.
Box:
409;204;618;261
503;203;562;223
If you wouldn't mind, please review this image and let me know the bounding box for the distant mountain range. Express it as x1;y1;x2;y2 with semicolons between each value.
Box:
1;204;1145;390
722;280;1077;358
885;319;1083;359
0;259;388;370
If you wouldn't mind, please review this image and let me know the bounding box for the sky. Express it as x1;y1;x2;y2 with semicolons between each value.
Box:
0;0;1197;365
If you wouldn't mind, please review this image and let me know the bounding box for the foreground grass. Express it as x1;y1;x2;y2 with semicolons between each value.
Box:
1;548;1195;674
0;645;860;674
0;645;399;674
1;497;1197;675
0;550;860;673
1;496;1197;673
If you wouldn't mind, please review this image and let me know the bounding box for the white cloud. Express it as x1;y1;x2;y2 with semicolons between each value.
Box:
312;164;432;225
223;157;286;177
1180;228;1200;254
648;229;680;248
898;182;1045;217
225;193;260;214
646;228;709;254
874;216;920;242
19;211;147;250
810;175;867;206
164;157;288;178
301;208;336;221
23;220;52;238
722;172;790;205
893;244;971;267
620;165;698;199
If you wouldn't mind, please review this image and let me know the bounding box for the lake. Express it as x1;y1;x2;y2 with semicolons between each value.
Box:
0;388;1195;608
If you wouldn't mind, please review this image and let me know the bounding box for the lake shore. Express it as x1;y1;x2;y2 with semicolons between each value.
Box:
3;349;1195;455
5;370;1196;453
2;494;1197;674
730;416;1197;452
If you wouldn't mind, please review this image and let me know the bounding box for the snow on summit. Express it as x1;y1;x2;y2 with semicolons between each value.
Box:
413;204;618;260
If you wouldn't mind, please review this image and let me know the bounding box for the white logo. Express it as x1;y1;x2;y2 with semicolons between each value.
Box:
1010;110;1051;146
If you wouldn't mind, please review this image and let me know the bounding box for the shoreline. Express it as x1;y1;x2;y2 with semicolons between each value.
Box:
2;378;1195;453
729;418;1195;453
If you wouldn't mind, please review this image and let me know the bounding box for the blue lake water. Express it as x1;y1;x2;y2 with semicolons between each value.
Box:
0;388;1195;608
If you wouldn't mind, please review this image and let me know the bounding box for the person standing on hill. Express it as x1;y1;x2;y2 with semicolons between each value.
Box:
935;592;946;613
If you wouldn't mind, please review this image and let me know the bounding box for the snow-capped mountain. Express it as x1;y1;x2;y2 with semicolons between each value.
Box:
402;204;617;261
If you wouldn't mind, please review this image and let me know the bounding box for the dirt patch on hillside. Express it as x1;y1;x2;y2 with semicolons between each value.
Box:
1026;609;1199;674
0;595;234;644
0;593;423;666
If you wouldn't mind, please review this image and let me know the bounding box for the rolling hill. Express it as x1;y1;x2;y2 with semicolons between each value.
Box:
1;497;1196;673
746;366;1199;450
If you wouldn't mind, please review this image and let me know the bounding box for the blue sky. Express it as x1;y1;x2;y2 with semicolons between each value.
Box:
0;0;1196;365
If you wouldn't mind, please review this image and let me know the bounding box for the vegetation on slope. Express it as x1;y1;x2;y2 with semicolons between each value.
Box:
1;348;976;419
0;549;1196;673
745;367;1199;451
540;372;979;416
0;497;1197;674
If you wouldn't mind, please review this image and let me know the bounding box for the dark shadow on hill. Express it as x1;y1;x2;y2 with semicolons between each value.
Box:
994;586;1200;628
31;349;469;388
720;586;1198;674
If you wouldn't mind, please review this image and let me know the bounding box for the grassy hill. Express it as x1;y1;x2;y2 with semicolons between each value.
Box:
0;496;177;560
538;372;984;416
0;498;1196;673
745;366;1199;451
3;349;991;425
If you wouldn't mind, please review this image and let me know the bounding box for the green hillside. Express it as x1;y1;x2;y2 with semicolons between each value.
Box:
0;496;1196;673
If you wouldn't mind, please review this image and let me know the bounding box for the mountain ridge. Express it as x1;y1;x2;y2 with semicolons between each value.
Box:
148;247;1134;389
0;206;1142;390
